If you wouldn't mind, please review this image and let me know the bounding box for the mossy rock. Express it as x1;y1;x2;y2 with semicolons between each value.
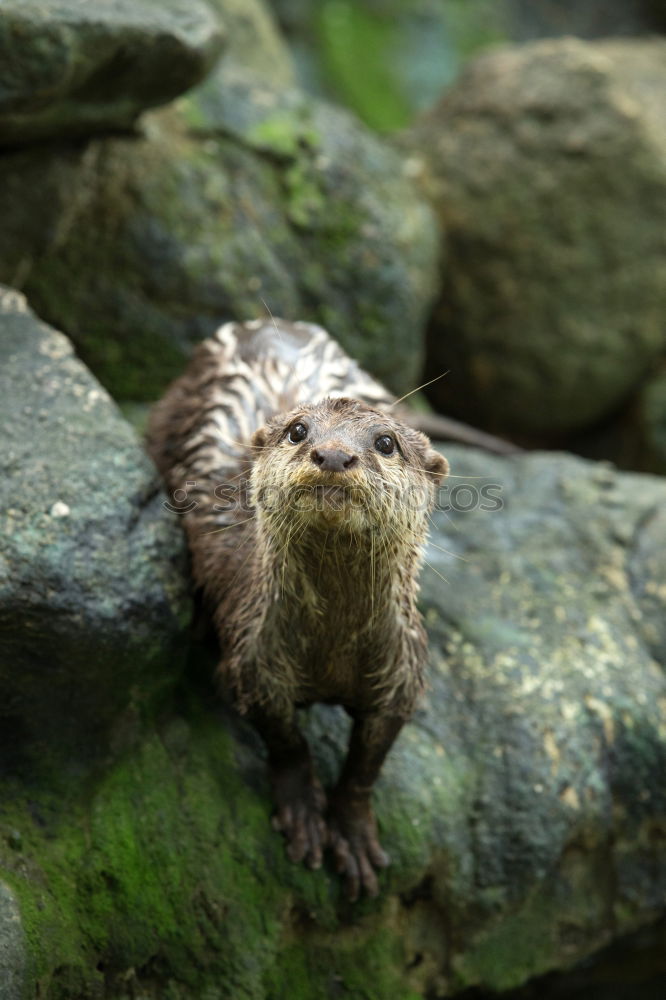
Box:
0;80;437;401
0;881;25;1000
0;0;224;147
205;0;296;89
408;38;666;437
0;0;438;402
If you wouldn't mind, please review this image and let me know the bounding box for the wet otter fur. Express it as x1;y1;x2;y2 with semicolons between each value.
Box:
147;319;448;899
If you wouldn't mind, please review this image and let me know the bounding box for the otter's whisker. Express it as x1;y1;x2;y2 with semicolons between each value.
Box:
261;297;284;345
389;370;450;408
199;515;255;536
427;540;469;563
422;557;450;587
401;462;488;480
428;506;461;535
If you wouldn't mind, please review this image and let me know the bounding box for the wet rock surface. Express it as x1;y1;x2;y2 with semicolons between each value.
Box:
0;0;224;146
0;287;189;771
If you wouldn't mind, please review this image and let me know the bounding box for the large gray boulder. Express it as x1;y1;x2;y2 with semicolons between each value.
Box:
411;446;666;991
0;0;225;147
408;38;666;438
0;287;190;767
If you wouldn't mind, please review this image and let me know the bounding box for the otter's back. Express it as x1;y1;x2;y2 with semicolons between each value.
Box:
147;318;393;486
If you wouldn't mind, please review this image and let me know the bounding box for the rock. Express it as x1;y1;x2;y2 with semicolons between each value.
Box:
412;446;666;991
466;917;666;999
0;287;190;770
561;364;666;477
1;438;666;997
408;38;666;437
0;0;225;147
0;882;25;1000
648;0;666;29
205;0;295;88
502;0;666;39
0;83;438;401
639;368;666;474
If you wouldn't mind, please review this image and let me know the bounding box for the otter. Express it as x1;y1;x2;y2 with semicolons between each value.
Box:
147;319;448;900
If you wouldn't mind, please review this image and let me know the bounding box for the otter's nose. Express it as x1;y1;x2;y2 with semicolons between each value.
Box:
311;447;359;472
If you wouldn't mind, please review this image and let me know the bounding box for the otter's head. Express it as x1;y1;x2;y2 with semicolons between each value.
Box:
250;398;448;541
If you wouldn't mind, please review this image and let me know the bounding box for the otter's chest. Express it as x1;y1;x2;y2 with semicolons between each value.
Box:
297;621;387;705
270;587;404;706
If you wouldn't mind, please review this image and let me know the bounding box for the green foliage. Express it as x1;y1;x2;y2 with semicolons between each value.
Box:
316;3;412;131
311;0;507;132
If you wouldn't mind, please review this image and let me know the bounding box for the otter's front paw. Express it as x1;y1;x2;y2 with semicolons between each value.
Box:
327;790;389;901
270;761;328;869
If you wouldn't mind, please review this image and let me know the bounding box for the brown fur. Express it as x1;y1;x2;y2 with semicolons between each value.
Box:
147;319;448;899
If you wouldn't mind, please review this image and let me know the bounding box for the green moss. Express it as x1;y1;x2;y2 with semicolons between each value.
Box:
452;892;559;991
0;690;444;998
263;925;421;1000
328;927;418;999
0;791;95;993
247;112;321;159
283;161;327;228
0;705;290;998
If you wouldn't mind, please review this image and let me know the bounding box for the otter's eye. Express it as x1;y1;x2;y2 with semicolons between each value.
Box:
375;434;395;456
287;422;308;444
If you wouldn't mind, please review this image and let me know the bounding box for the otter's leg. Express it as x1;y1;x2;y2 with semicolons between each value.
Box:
328;712;404;901
247;705;327;870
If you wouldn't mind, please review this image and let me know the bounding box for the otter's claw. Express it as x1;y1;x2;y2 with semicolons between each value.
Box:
270;762;328;869
327;794;389;901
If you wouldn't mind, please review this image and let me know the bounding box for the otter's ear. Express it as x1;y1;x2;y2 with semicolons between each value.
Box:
425;449;449;484
251;426;269;449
